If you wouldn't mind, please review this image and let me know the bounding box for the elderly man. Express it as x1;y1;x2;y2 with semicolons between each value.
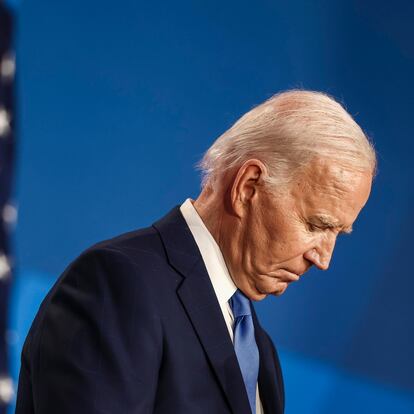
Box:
15;90;376;414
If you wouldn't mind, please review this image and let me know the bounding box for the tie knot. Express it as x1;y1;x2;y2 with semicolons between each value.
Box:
229;289;251;318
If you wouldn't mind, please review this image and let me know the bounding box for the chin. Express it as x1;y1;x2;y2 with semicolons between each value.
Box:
250;291;268;301
270;282;289;296
254;276;289;297
272;287;288;296
239;282;267;301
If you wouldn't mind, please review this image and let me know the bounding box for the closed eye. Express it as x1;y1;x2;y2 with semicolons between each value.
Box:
307;222;326;232
307;215;352;235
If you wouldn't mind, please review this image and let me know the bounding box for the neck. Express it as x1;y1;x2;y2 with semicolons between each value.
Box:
193;186;225;246
193;184;244;287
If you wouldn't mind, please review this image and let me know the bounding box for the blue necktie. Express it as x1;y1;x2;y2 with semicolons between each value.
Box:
229;290;260;414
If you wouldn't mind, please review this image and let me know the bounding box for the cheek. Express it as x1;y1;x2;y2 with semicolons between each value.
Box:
242;210;313;272
252;233;313;272
242;219;269;267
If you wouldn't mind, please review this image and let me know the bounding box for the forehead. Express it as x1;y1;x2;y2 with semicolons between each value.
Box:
289;158;372;221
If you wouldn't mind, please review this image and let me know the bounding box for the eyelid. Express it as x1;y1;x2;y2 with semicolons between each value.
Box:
309;215;352;234
308;222;346;236
308;222;324;231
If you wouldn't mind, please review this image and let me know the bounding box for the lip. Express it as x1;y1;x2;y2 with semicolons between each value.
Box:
290;267;309;278
283;270;300;282
268;269;300;282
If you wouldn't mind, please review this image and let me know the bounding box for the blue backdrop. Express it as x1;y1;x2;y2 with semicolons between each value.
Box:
6;0;414;413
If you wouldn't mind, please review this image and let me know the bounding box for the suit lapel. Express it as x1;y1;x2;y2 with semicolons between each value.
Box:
153;207;252;414
252;308;285;414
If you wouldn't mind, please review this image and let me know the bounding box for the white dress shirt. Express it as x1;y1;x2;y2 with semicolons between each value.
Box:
180;198;264;414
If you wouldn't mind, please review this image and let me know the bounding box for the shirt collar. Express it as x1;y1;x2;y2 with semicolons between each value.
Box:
180;198;237;305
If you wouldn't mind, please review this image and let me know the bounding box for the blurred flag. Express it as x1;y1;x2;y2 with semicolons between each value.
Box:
0;1;17;412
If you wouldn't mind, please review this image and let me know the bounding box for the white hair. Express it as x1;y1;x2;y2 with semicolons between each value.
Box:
197;90;377;190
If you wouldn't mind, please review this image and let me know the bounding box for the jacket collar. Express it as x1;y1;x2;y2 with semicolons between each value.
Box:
153;206;251;413
153;206;283;414
252;309;285;414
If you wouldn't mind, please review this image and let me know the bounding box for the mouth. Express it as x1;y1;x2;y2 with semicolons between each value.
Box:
282;270;300;282
267;269;300;282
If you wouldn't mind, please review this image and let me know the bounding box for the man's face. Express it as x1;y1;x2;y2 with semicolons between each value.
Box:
231;159;372;300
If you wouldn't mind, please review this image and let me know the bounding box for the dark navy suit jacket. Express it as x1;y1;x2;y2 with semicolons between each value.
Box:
15;207;284;413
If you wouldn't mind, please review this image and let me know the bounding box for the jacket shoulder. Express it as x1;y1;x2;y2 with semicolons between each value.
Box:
18;226;167;412
24;225;175;355
85;225;166;263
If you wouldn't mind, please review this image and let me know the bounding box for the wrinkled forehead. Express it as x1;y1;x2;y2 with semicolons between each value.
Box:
288;158;373;216
299;158;371;191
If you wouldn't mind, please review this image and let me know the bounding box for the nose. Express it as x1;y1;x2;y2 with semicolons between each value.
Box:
304;232;337;271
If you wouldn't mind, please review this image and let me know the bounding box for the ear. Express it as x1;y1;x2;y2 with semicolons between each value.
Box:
230;159;268;217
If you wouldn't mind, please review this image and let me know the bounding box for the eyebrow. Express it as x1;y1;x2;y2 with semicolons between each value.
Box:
309;215;353;234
